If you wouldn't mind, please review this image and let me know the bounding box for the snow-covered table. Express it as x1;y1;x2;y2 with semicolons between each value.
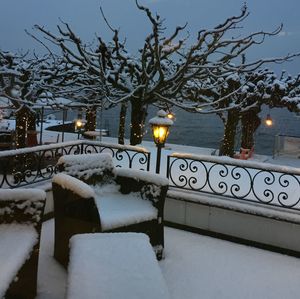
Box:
66;233;170;299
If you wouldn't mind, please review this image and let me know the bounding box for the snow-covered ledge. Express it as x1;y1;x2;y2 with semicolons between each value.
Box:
165;188;300;255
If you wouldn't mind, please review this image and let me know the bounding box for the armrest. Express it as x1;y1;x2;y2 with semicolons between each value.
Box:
114;168;169;209
52;173;100;224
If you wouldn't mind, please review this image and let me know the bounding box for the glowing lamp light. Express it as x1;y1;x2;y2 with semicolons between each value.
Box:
265;114;273;127
75;118;85;139
149;110;173;147
75;119;84;131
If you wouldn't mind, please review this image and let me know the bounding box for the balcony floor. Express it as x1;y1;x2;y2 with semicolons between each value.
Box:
37;220;300;299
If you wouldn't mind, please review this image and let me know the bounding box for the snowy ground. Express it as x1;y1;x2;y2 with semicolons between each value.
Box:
37;220;300;299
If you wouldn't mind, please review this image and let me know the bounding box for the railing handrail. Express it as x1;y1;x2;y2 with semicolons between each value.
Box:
0;140;150;158
170;152;300;176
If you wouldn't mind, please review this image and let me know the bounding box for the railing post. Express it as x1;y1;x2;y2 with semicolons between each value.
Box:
155;145;162;174
147;152;151;172
80;142;84;154
166;155;170;179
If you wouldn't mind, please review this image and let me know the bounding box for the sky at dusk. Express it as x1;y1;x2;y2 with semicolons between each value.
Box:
0;0;300;75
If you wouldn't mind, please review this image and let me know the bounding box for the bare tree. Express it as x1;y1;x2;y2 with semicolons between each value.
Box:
181;68;300;156
34;0;296;145
31;2;299;146
0;50;75;147
240;71;300;151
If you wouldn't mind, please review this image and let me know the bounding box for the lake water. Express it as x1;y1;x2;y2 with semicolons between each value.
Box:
57;105;300;156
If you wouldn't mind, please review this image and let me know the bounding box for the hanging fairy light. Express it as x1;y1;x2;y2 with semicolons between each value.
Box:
265;114;273;127
166;111;176;121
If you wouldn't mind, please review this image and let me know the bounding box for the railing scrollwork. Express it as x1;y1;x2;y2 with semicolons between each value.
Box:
0;140;150;188
167;153;300;211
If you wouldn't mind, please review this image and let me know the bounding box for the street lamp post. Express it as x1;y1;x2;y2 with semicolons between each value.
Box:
149;110;173;174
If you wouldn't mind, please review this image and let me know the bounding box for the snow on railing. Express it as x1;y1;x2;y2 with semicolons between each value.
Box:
167;153;300;211
0;141;150;189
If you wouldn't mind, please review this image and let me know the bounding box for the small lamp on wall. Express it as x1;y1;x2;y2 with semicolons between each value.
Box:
75;118;85;139
265;114;273;127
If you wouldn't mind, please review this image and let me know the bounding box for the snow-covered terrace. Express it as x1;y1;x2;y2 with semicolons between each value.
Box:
33;142;300;299
2;119;300;297
38;219;300;299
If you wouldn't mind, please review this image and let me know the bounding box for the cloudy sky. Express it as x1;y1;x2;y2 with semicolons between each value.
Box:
0;0;299;74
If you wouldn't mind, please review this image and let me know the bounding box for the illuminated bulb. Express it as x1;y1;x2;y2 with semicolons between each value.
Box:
265;114;273;127
153;127;168;141
167;112;174;120
76;120;83;128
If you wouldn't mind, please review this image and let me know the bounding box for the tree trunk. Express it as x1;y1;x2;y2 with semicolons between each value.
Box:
15;106;30;148
130;100;147;145
240;109;261;149
118;102;128;145
85;106;97;132
219;109;240;157
27;109;38;147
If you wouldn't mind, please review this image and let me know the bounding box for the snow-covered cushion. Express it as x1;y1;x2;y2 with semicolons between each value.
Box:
0;224;38;298
57;153;114;181
94;184;157;231
66;233;170;299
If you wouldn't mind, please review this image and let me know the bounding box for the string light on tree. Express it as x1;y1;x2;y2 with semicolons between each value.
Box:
166;111;176;121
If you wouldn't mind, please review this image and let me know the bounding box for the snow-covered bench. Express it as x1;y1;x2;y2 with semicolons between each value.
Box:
66;233;170;299
0;189;46;299
53;153;169;266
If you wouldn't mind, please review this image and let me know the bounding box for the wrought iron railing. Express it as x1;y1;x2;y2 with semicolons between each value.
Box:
0;140;150;188
167;153;300;211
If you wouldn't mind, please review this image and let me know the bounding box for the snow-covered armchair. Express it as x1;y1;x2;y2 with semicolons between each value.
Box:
52;153;169;267
0;188;46;299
